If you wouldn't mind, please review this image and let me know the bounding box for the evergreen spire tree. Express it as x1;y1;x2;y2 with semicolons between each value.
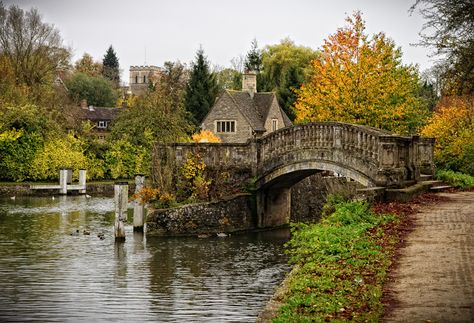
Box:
184;47;218;126
102;45;120;87
244;39;262;72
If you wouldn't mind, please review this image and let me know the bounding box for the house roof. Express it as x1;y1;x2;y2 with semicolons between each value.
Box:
226;90;292;131
79;107;120;121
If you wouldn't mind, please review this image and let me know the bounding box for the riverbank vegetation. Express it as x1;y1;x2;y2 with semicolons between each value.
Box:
272;192;452;322
273;197;397;321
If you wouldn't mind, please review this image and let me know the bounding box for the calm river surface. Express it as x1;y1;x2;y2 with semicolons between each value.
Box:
0;196;290;322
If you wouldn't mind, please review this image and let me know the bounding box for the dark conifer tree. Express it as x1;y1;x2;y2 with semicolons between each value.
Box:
184;48;218;126
244;39;262;72
102;45;120;87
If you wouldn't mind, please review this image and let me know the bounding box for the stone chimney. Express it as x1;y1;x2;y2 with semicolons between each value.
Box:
242;71;257;98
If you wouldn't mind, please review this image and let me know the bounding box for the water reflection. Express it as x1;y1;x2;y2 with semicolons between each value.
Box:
0;196;290;322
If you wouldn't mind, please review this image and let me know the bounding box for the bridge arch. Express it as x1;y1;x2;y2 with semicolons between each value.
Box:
256;159;374;189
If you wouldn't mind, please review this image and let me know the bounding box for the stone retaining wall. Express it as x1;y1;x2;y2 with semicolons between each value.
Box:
146;194;256;236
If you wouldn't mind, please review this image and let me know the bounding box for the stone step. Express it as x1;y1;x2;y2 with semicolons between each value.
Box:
419;180;443;186
429;185;452;192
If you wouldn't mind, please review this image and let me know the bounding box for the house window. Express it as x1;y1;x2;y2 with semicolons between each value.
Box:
98;121;107;129
135;75;138;83
216;120;236;133
97;135;106;141
143;75;147;83
272;119;278;132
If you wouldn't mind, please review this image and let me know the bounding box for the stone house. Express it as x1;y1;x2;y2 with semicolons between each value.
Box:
79;100;119;141
201;72;292;143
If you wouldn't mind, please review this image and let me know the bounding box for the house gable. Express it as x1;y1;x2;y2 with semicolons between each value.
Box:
201;91;253;143
263;94;289;133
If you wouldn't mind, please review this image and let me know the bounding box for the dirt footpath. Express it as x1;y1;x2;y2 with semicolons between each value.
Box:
384;191;474;322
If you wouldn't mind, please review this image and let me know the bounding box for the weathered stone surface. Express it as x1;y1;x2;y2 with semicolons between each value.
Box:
291;174;360;223
146;194;255;236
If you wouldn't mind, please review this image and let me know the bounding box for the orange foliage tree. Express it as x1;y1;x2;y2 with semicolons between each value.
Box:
191;129;221;143
294;12;429;135
421;96;474;175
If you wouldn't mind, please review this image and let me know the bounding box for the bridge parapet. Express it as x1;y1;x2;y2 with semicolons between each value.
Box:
153;122;435;190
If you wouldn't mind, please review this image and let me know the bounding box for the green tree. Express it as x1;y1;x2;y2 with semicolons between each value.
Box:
102;45;120;86
184;48;218;126
260;38;319;120
0;104;59;181
66;72;118;107
104;136;149;179
294;12;429;135
411;0;474;95
244;39;263;72
215;67;241;91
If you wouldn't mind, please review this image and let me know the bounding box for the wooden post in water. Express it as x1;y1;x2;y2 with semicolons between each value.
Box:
79;169;87;194
133;174;146;232
59;168;68;195
114;182;128;242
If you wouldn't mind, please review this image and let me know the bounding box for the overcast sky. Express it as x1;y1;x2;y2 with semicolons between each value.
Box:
7;0;433;85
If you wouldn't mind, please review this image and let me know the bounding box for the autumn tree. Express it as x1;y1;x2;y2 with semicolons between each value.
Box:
74;53;102;77
411;0;474;95
421;96;474;175
294;12;429;135
102;45;120;87
0;3;70;105
111;63;192;147
260;38;319;120
184;47;218;126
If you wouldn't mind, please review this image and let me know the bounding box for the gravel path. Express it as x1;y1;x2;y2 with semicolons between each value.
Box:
384;191;474;322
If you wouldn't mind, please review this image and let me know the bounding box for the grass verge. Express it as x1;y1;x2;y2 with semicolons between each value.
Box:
271;193;448;322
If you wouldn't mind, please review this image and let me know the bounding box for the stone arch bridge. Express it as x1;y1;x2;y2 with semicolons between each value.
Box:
153;122;435;228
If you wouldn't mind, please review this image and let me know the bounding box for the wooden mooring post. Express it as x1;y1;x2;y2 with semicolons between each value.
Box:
114;182;128;242
133;174;146;232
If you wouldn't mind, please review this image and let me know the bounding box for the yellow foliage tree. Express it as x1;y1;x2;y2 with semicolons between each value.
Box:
294;12;429;135
421;96;474;175
191;129;221;143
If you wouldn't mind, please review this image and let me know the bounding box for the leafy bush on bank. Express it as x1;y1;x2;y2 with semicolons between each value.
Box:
435;169;474;189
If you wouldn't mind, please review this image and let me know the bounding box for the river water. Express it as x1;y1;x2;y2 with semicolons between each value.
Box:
0;196;290;322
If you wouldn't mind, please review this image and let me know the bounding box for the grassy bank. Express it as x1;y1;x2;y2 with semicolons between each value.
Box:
271;196;402;322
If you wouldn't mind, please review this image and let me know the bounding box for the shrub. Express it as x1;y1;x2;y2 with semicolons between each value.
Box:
435;169;474;189
29;134;87;181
